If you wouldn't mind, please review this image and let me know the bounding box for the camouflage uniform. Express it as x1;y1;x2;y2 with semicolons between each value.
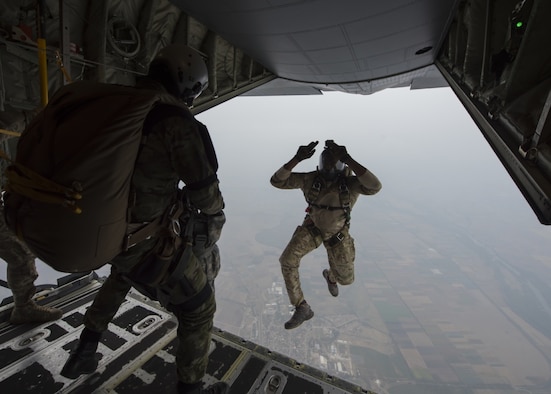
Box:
1;111;37;306
0;205;38;305
271;167;379;306
80;79;224;384
1;108;61;323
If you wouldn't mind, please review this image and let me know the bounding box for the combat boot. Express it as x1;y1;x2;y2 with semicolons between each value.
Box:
177;381;230;394
10;301;63;324
60;327;101;379
322;269;339;297
284;300;314;330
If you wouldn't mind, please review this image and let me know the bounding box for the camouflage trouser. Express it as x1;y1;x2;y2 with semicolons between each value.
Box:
83;237;216;384
280;224;355;306
195;244;220;290
0;206;37;306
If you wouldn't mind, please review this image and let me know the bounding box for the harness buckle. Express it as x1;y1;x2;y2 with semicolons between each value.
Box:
168;202;183;236
339;183;348;192
326;231;345;247
171;218;181;236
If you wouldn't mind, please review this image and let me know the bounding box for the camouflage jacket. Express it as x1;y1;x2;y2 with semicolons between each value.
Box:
130;79;224;223
271;167;379;238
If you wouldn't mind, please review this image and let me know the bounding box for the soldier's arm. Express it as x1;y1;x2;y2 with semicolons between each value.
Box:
342;154;382;193
169;116;224;215
326;140;381;194
270;141;318;189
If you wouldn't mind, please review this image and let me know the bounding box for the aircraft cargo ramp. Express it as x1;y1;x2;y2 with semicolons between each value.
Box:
0;273;373;394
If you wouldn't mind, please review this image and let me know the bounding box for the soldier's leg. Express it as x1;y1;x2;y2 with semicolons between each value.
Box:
81;237;158;332
61;267;132;379
279;225;321;306
173;291;216;389
166;252;228;393
1;210;37;305
83;268;131;333
83;268;132;332
1;210;62;323
4;247;37;307
195;244;220;291
325;229;355;286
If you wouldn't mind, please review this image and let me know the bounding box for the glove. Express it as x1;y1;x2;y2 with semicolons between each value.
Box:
294;141;319;161
325;140;348;161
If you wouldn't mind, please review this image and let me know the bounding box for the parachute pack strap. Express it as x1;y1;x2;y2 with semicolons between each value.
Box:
178;187;197;243
326;231;346;247
55;50;72;84
338;177;351;224
181;206;196;245
162;195;200;292
155;198;187;259
339;177;351;206
0;128;22;138
165;244;193;289
123;216;163;251
4;163;82;212
305;175;323;206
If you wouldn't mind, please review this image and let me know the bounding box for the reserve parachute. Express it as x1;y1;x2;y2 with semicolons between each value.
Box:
3;80;187;273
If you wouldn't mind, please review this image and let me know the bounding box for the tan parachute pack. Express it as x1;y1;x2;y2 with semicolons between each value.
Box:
3;80;186;273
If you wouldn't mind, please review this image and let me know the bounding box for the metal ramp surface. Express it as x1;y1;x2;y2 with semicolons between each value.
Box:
0;275;372;394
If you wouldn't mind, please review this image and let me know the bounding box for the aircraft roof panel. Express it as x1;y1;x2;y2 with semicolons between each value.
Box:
170;0;459;83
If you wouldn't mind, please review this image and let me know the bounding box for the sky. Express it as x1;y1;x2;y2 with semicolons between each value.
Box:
199;85;546;233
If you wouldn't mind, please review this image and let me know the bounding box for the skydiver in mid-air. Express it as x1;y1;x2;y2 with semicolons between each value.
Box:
270;140;381;329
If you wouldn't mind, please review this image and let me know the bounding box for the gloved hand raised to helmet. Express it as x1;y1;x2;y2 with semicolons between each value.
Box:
325;140;349;162
295;141;319;161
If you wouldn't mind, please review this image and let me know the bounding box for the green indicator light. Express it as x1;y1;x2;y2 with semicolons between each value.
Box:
516;21;523;28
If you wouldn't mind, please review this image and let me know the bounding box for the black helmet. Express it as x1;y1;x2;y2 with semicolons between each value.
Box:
148;44;209;105
318;149;345;180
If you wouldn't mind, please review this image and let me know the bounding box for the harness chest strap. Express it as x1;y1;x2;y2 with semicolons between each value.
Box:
305;175;351;222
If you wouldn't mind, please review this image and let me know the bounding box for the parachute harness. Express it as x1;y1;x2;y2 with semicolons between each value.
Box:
304;174;351;246
305;174;351;225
